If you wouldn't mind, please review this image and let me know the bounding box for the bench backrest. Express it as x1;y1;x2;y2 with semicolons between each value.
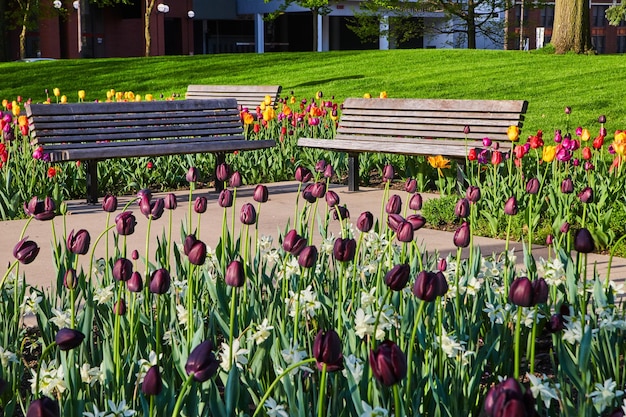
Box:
186;85;282;110
337;98;528;144
26;99;244;149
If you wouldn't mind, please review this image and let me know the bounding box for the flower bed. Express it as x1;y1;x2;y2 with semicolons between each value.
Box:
1;160;626;417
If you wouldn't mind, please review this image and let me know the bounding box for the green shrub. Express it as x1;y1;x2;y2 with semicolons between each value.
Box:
422;194;458;227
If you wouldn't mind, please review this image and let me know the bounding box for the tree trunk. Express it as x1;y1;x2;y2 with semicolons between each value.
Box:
19;0;30;59
552;0;593;53
467;0;477;49
0;0;8;61
144;0;155;56
312;9;318;51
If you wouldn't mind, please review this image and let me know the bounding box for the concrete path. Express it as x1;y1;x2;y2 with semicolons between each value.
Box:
3;181;626;291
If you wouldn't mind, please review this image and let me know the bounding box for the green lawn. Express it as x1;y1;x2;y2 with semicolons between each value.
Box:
2;49;626;136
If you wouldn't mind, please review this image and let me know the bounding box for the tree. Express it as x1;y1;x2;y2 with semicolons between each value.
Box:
606;3;626;26
550;0;593;53
348;0;509;49
265;0;334;50
347;1;424;47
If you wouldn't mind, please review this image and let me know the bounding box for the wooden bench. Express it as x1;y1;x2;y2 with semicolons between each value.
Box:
26;99;276;203
186;85;282;110
298;97;528;191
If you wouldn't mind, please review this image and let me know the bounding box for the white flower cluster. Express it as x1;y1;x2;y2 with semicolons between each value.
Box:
285;285;321;319
21;290;42;316
354;288;397;340
538;257;566;286
30;360;66;396
278;343;313;376
220;338;249;372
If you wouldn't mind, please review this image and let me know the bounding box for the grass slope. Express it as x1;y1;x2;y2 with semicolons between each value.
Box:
1;49;626;135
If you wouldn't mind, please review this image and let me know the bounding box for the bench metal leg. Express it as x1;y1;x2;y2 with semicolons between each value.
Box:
85;160;99;205
348;152;359;191
215;152;225;192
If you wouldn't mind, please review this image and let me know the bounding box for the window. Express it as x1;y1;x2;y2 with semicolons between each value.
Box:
540;6;554;27
618;36;626;53
592;35;605;53
592;5;608;27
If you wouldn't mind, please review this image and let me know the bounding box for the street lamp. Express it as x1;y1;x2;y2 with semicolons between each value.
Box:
187;10;195;19
157;3;170;13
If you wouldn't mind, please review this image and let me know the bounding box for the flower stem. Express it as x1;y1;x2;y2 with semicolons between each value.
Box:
34;341;56;396
172;374;195;417
513;306;523;379
406;300;426;397
393;384;402;417
317;363;328;417
229;286;238;370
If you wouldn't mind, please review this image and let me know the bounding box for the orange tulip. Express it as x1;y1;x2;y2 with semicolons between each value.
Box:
242;112;254;125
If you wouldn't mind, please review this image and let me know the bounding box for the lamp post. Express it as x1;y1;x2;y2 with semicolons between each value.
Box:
156;3;169;55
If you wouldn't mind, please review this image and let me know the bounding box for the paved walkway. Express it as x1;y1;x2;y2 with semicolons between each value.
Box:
4;181;626;290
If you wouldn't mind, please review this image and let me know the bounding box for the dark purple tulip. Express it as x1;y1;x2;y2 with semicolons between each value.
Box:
148;198;165;220
194;196;207;214
149;268;171;294
313;329;343;371
387;214;404;233
63;269;77;290
13;237;40;264
66;229;91;255
230;171;242;188
409;193;423;211
102;194;118;212
565;106;571;114
504;196;518;216
24;196;56;220
578;186;593;203
253;184;269;203
609;410;625;417
546;234;554;245
526;178;539;194
438;257;447;272
186;166;198;183
295;166;312;183
454;198;470;218
574;228;595;253
384;263;410;291
164;193;177;210
186;237;207;266
142;365;163;396
112;258;133;282
282;229;306;255
598;115;606;124
26;397;59;417
127;271;143;292
216;163;231;182
323;164;334;179
466;186;481;203
311;181;326;199
385;194;402;215
302;183;316;203
413;270;441;302
333;237;356;262
185;340;219;382
325;190;340;207
218;189;233;208
382;164;394;181
435;271;449;296
137;189;152;203
406;214;426;231
139;195;151;218
404;178;417;193
560;221;570;234
332;205;350;220
357;211;374;232
509;277;533;307
369;340;407;387
464;125;471;134
225;260;245;287
240;203;257;225
561;177;574;194
55;328;85;351
115;211;137;236
114;299;126;316
532;278;549;304
484;377;534;417
315;160;327;172
453;222;470;248
396;221;414;242
298;245;318;268
546;314;565;333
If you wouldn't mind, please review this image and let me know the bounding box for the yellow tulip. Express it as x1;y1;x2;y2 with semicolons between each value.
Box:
542;145;556;162
581;128;590;141
106;90;113;100
116;92;123;101
78;90;86;100
615;131;626;144
290;96;296;104
379;91;388;99
507;125;520;142
53;88;60;97
264;95;272;105
2;99;8;108
427;155;451;169
315;91;322;100
60;95;67;104
363;93;372;99
260;102;266;111
145;94;153;101
613;141;626;156
263;107;276;122
135;95;142;102
18;115;27;127
12;102;20;116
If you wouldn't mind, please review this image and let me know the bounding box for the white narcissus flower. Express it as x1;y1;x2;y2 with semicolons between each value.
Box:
0;345;18;368
527;373;560;409
342;354;364;384
220;339;249;372
82;404;106;417
360;401;389;417
251;318;274;345
49;308;71;329
93;283;114;305
354;308;374;339
80;363;103;387
279;343;313;376
106;399;136;417
176;304;188;329
588;378;624;414
264;397;289;417
21;290;42;315
435;328;466;358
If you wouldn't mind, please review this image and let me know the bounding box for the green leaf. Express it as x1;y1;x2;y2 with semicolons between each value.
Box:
225;366;241;416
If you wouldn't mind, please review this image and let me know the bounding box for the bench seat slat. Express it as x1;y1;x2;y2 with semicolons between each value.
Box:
337;127;509;141
47;139;275;161
186;85;282;109
42;135;248;151
26;99;238;116
340;116;522;128
28;111;240;125
343;98;528;113
299;138;475;158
